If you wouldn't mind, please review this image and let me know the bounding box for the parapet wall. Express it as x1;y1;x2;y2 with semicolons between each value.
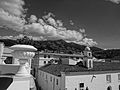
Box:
0;64;19;74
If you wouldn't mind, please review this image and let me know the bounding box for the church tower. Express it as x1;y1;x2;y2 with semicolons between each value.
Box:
83;46;93;69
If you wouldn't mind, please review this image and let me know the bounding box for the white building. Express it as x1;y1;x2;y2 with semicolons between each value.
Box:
32;51;83;78
37;47;120;90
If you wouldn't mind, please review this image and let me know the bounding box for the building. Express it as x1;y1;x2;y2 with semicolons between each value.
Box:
36;47;120;90
32;51;83;78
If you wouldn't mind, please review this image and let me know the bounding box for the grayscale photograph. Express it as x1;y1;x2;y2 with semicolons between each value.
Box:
0;0;120;90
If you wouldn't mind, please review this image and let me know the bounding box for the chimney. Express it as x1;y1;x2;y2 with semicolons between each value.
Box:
0;42;4;64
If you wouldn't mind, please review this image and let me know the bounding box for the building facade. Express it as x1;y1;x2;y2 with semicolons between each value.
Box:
36;47;120;90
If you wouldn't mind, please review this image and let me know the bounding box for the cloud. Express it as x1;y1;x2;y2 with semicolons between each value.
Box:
29;15;37;23
71;38;97;47
106;0;120;4
25;13;85;43
0;0;25;31
0;0;25;16
0;0;97;46
0;9;25;31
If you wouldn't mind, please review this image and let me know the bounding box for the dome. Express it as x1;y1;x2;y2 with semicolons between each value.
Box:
85;46;91;51
10;44;37;51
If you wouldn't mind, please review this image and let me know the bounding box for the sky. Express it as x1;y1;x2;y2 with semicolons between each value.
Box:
0;0;120;49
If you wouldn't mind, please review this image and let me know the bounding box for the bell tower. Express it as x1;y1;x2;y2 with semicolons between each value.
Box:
83;46;93;69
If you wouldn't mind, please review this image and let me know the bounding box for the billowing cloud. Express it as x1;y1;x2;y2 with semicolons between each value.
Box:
106;0;120;4
79;38;97;46
0;0;25;31
0;0;25;16
29;15;37;23
25;13;86;43
0;0;97;46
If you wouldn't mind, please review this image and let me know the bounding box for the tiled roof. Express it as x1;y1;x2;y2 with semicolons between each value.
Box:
39;62;120;76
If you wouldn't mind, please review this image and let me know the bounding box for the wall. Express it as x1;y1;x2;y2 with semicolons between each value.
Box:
0;64;19;74
68;58;77;65
38;70;61;90
7;76;30;90
65;72;120;90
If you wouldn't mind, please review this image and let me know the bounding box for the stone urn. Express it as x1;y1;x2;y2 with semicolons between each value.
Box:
10;44;37;76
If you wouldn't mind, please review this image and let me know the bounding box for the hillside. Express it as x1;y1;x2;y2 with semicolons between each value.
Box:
93;49;120;60
0;36;102;55
1;37;120;60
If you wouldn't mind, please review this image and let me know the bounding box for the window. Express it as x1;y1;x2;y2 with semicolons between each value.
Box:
88;52;91;57
50;76;52;82
44;61;46;64
79;83;84;90
86;87;89;90
107;86;112;90
48;55;50;58
56;79;58;85
55;60;58;63
89;60;92;68
119;85;120;90
85;61;87;67
44;55;46;58
75;88;77;90
46;75;47;79
106;75;111;83
118;74;120;81
4;57;13;64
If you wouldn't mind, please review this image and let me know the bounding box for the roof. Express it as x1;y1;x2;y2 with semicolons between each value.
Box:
85;46;91;51
37;52;84;58
39;62;120;76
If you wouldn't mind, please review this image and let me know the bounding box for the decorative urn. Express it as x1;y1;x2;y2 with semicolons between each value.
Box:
10;44;37;76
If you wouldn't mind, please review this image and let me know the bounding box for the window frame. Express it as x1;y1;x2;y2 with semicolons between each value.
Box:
106;75;111;83
118;74;120;81
56;79;59;85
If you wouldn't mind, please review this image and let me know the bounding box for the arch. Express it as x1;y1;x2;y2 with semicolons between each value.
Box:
88;52;92;57
107;86;112;90
86;87;89;90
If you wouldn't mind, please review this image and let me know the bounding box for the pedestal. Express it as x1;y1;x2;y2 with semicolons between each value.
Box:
16;59;30;76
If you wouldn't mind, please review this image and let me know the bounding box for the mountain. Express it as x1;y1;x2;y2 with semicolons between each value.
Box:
0;37;102;54
1;36;120;60
93;49;120;60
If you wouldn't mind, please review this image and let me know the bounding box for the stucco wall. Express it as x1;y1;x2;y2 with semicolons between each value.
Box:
69;58;77;65
65;72;120;90
8;77;30;90
38;70;61;90
0;64;19;74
